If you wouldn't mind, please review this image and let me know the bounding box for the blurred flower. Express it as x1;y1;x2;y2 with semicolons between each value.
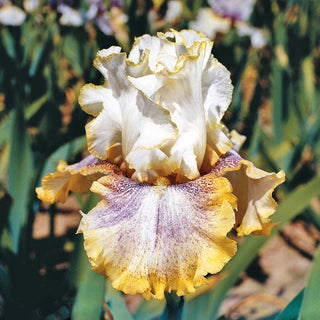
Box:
23;0;39;12
0;1;26;25
86;0;128;36
86;0;112;34
164;0;182;24
237;22;266;48
189;7;231;39
57;3;83;26
208;0;255;21
36;30;285;300
190;1;266;48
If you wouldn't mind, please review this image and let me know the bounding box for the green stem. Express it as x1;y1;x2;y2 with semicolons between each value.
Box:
163;293;184;320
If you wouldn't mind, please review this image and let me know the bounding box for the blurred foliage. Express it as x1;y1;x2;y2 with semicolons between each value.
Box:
0;0;320;319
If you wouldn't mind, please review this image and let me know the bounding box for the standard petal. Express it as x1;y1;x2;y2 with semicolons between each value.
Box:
79;50;177;182
212;150;285;236
84;92;123;161
163;29;213;68
79;84;111;117
202;56;233;126
78;171;237;300
128;34;187;73
130;41;211;181
36;155;121;204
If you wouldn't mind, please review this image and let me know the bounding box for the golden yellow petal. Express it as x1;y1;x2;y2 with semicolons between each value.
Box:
36;155;121;204
212;150;285;236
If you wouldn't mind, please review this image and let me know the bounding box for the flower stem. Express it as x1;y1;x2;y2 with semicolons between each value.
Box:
163;292;184;320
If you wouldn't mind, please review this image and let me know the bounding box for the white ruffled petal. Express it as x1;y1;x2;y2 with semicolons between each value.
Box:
130;41;213;181
202;57;233;126
79;50;177;182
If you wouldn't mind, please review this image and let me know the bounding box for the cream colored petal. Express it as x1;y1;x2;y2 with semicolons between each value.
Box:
93;50;128;96
164;29;210;48
84;94;123;160
207;127;233;156
202;56;233;126
163;29;213;70
128;34;186;73
92;51;177;154
79;50;177;182
130;42;211;181
212;150;285;236
36;155;121;204
128;34;163;69
78;171;237;300
79;84;112;116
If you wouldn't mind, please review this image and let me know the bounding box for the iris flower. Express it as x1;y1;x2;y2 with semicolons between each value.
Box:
0;0;26;25
190;1;266;48
36;30;285;300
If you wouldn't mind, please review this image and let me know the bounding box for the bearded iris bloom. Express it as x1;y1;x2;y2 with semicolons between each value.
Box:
36;30;285;300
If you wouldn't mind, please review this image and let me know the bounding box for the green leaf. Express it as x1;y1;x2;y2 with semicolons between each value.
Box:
299;246;320;319
1;28;16;59
7;108;33;253
70;192;105;320
38;136;86;181
105;281;133;320
29;26;55;77
63;35;82;76
0;112;13;149
68;192;99;288
271;60;283;144
0;227;14;251
25;94;48;120
133;299;165;320
22;19;39;65
71;255;105;320
29;42;47;77
274;289;304;320
182;176;320;320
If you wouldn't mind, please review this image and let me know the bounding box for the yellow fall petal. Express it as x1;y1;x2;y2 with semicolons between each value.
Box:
212;150;285;236
36;155;121;204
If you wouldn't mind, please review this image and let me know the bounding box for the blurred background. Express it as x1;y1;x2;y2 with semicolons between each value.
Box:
0;0;320;319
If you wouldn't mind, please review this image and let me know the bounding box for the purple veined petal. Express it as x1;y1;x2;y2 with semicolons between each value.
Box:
78;170;238;300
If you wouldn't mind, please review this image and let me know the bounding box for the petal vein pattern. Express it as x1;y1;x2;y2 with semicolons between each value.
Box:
77;172;237;300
